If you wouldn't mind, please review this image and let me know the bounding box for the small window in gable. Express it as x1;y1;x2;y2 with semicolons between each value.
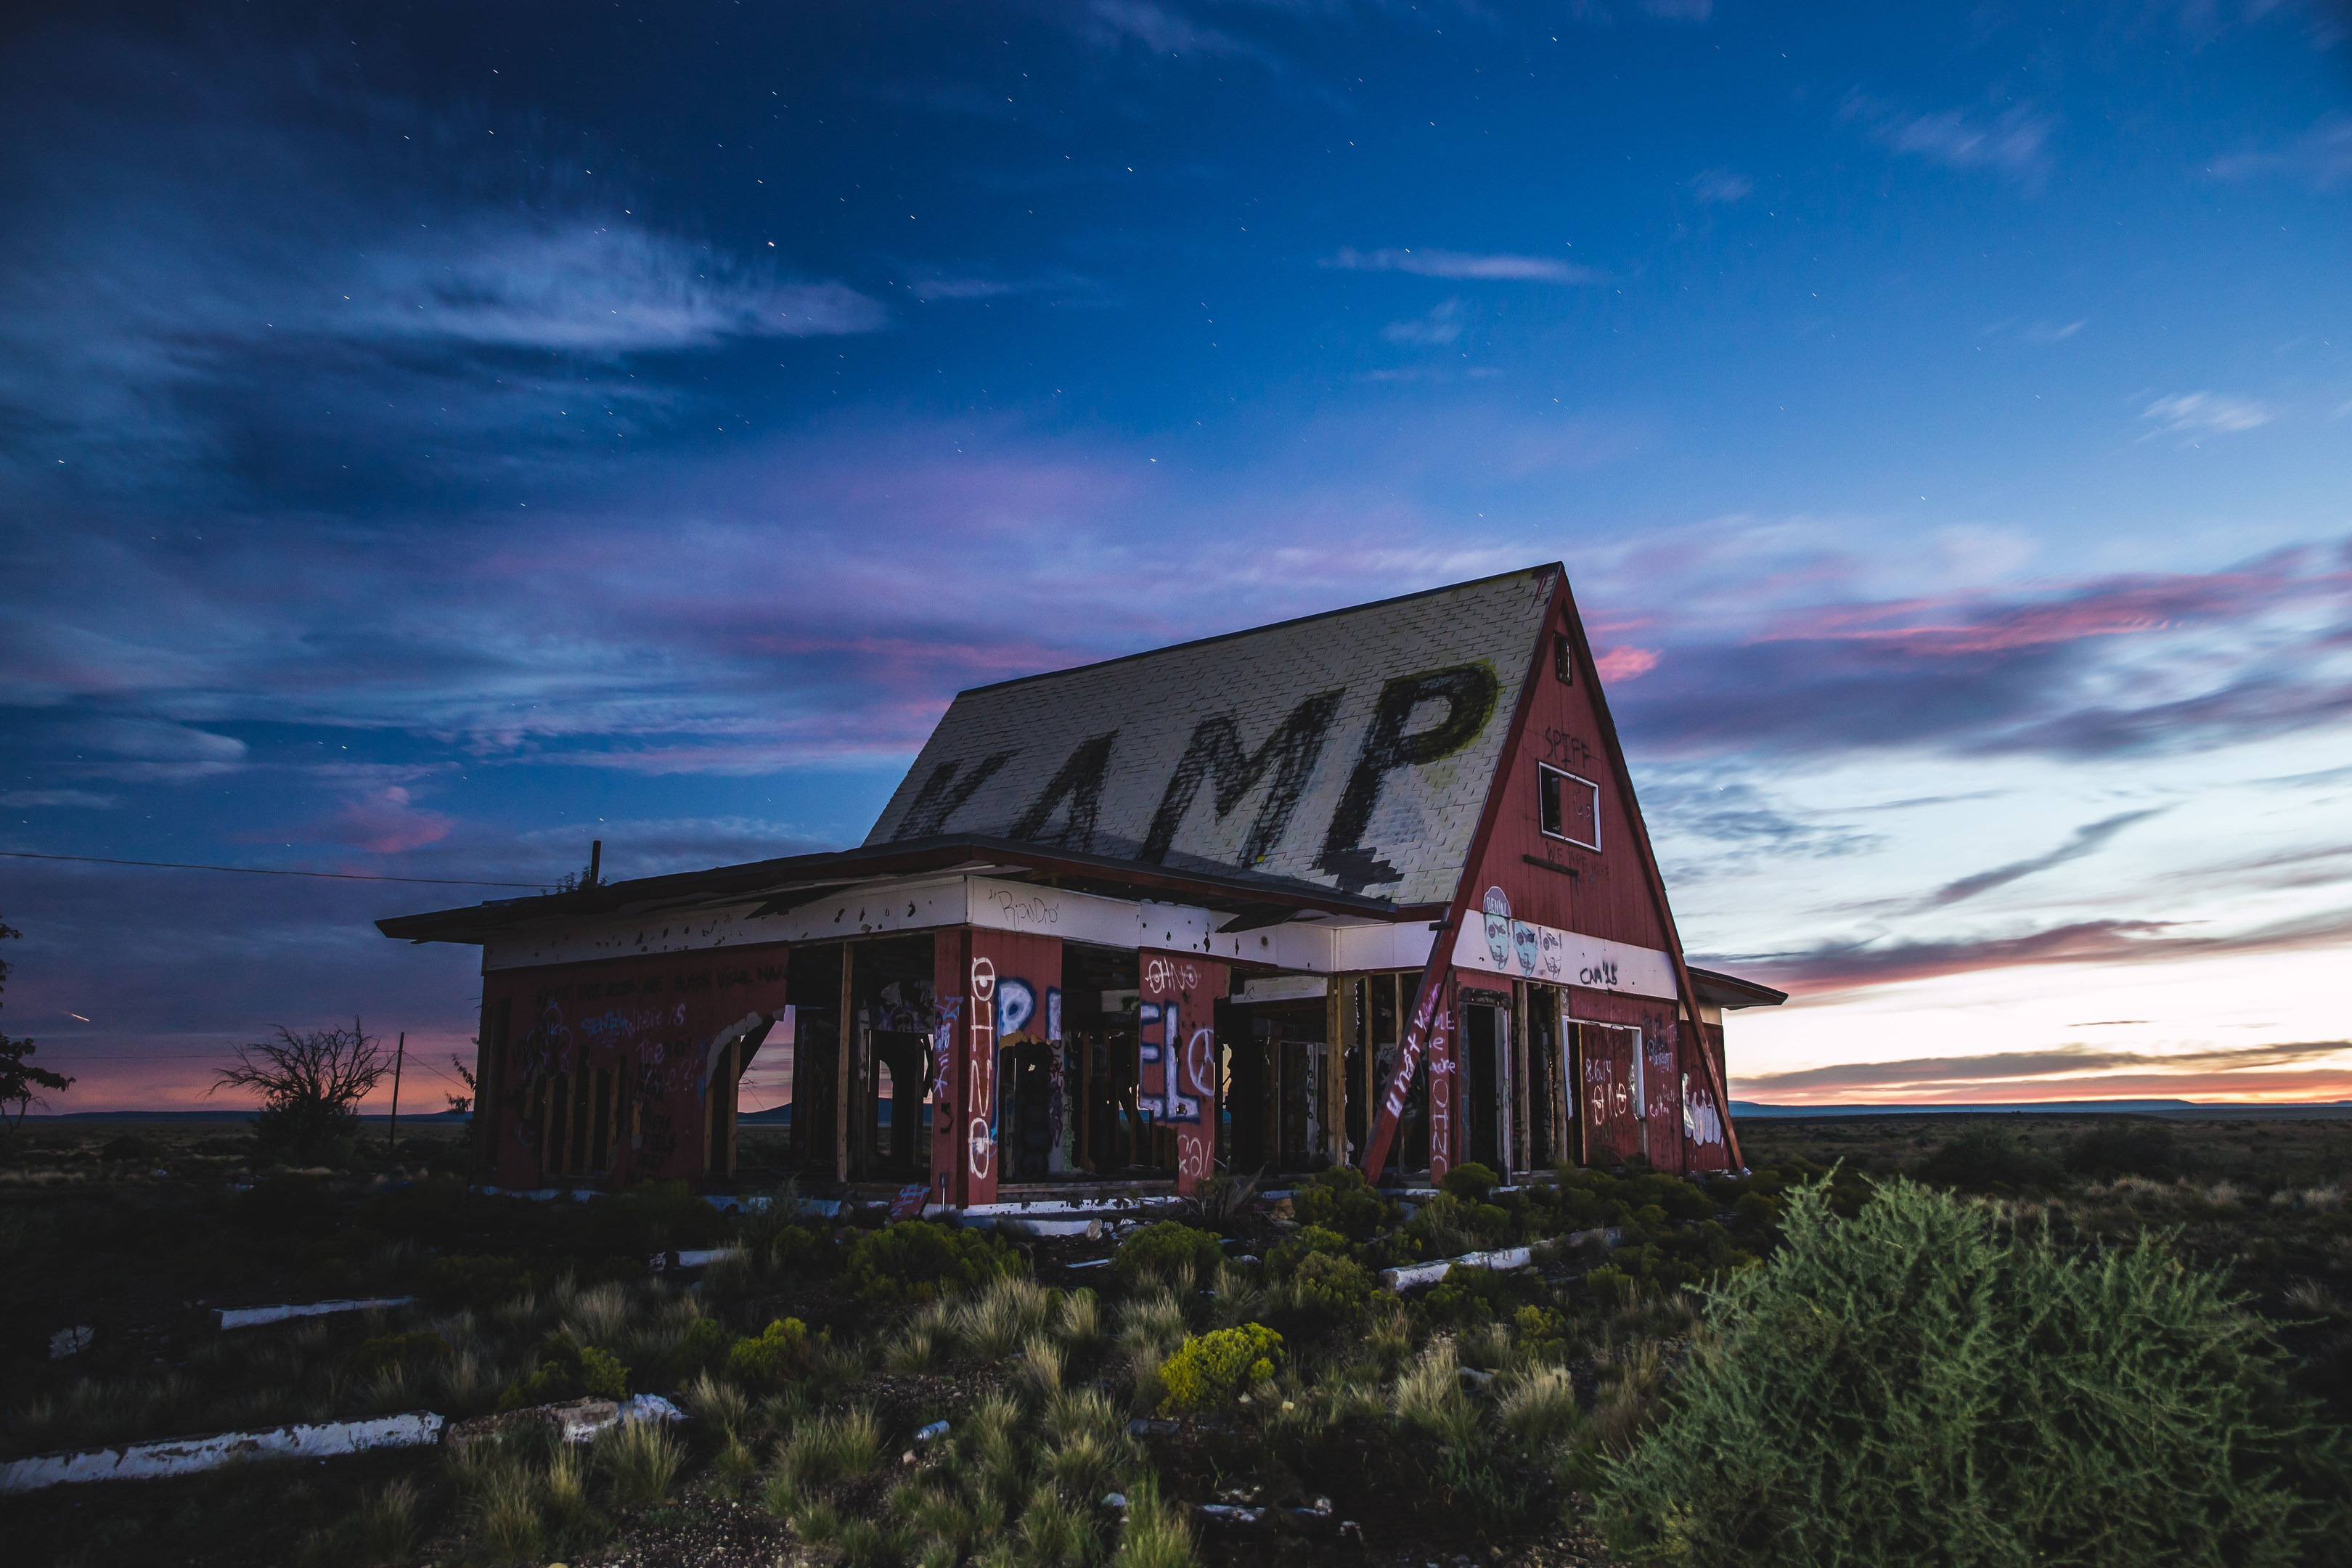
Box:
1538;763;1600;851
1553;632;1573;684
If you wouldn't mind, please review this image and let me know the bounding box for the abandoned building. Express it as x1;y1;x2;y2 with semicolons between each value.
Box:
380;565;1783;1204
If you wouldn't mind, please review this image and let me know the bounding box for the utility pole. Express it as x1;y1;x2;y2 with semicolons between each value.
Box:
387;1031;405;1153
587;839;602;888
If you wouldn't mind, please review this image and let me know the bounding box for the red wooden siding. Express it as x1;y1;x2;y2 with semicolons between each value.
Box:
950;928;1061;1206
1463;600;1668;952
478;943;791;1188
1140;950;1228;1193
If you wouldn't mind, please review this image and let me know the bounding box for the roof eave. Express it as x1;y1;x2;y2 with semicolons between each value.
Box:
376;834;1404;946
1688;965;1790;1010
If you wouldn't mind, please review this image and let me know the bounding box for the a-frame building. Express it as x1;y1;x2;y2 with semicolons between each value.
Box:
381;565;1781;1204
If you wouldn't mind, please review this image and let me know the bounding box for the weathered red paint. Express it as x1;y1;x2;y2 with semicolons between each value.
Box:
1140;950;1227;1193
1360;947;1454;1185
928;928;967;1207
955;928;1060;1206
477;944;790;1188
1577;1016;1642;1167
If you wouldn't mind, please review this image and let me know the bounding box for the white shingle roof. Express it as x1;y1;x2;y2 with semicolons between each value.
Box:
863;567;1556;907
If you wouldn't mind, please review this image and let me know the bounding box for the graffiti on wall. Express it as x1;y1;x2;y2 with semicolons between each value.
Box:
1681;1073;1724;1148
1140;953;1223;1189
967;958;996;1180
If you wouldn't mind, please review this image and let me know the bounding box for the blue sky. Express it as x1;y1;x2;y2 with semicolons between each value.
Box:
2;0;2348;1110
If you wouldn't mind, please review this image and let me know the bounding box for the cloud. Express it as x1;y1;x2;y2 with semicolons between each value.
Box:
0;44;883;483
56;719;249;781
2140;391;2277;441
1643;775;1885;865
1716;906;2352;999
1920;809;2165;907
1079;1;1278;67
2207;115;2352;189
1383;299;1465;345
1739;1040;2352;1098
319;786;454;854
1594;646;1660;682
1328;248;1599;284
0;790;117;809
1689;170;1751;203
1614;546;2352;762
1847;94;2054;191
344;226;884;352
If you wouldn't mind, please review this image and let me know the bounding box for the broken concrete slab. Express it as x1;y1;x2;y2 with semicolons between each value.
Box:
48;1326;94;1360
0;1411;444;1494
213;1296;417;1331
444;1393;685;1447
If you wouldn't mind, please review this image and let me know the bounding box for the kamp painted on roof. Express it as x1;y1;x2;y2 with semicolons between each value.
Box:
866;568;1555;905
383;565;1781;1206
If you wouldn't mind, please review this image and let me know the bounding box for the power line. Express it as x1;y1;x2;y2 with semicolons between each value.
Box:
0;849;548;889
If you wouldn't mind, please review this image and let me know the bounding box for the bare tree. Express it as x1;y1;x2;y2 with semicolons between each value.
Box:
0;915;73;1141
446;1049;476;1117
210;1018;388;1156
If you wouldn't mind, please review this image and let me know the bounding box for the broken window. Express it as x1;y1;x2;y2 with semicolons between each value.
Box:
1538;763;1601;851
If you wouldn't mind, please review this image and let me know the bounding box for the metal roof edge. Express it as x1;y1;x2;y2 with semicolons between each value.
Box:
375;833;1403;945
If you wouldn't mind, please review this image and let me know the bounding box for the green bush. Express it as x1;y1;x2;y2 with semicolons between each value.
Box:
498;1330;629;1409
1598;1177;2349;1567
662;1316;731;1382
1268;1249;1373;1336
1914;1124;2062;1192
724;1317;814;1389
1265;1223;1349;1278
1440;1161;1500;1202
2065;1119;2184;1180
1112;1221;1222;1290
844;1220;1020;1303
1289;1165;1396;1240
1157;1323;1283;1413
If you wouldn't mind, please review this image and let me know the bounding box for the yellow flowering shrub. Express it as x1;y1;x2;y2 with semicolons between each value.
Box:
1156;1323;1283;1413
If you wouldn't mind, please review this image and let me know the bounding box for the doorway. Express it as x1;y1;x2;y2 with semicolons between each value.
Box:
1463;994;1511;1172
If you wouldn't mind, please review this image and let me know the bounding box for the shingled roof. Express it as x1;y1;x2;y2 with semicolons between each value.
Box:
863;566;1559;907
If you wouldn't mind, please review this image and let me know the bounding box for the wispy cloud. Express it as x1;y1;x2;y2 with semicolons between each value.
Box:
0;790;117;809
1328;247;1598;284
1079;0;1278;68
1921;809;2165;907
1617;547;2352;762
1718;906;2352;998
317;785;454;855
345;226;883;351
1740;1040;2352;1098
1846;94;2055;191
1595;646;1660;681
1383;298;1464;345
2140;391;2277;441
1689;169;1751;203
2207;115;2352;189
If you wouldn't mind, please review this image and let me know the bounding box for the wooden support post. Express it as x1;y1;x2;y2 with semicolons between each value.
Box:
836;942;854;1186
386;1032;404;1154
1511;987;1530;1177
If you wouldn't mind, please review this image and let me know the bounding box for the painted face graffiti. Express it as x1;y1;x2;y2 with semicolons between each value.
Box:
1482;886;1512;968
1512;919;1538;974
